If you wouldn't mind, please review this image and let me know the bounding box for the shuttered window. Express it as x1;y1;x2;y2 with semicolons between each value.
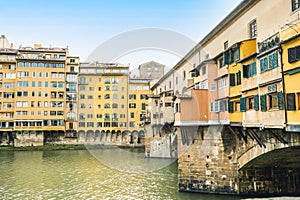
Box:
240;97;246;112
260;94;267;112
254;94;259;111
229;73;235;87
277;91;283;110
287;93;296;111
288;46;300;63
260;52;278;73
236;71;241;85
243;62;257;78
228;100;234;113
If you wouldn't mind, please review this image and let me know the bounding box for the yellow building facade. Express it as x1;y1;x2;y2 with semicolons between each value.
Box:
0;38;79;145
281;21;300;132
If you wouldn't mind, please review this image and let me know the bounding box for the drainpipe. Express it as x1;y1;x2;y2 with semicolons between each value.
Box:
279;46;288;129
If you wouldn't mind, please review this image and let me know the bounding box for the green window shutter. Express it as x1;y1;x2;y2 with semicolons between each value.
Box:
254;94;259;111
264;57;268;71
251;62;257;76
228;100;234;113
240;97;246;112
273;52;278;68
260;59;265;73
287;93;296;111
277;91;283;110
260;94;267;112
269;54;274;69
229;73;235;87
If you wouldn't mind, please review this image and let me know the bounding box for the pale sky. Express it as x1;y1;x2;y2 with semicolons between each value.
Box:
1;0;241;70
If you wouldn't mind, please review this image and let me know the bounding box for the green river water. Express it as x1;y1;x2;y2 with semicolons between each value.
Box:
0;149;299;200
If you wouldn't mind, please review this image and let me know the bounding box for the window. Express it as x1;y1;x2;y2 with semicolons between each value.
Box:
129;103;136;108
229;74;235;87
130;112;134;118
106;94;112;99
104;103;110;109
288;45;300;63
210;83;217;92
218;78;227;89
112;86;118;91
174;103;180;113
129;94;136;99
80;86;85;91
129;122;135;128
140;94;147;100
287;93;296;111
112;94;118;99
249;19;257;38
105;86;110;91
147;67;151;72
183;71;186;80
224;41;228;50
120;114;126;118
38;81;42;87
292;0;300;11
260;52;278;73
112;77;118;84
248;96;254;110
142;103;146;110
79;122;85;127
97;114;102;118
236;71;241;85
224;47;240;65
269;93;278;109
112;103;118;108
105;77;110;84
243;62;257;78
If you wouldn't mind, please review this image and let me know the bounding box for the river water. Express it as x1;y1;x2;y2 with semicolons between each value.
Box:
0;149;299;200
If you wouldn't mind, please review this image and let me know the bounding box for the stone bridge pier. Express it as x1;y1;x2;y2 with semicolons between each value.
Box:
177;125;300;196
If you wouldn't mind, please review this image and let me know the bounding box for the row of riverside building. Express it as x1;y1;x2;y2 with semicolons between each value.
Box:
149;0;300;143
147;0;300;195
0;35;165;146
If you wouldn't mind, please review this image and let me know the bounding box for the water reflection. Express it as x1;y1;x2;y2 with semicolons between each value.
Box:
0;150;298;200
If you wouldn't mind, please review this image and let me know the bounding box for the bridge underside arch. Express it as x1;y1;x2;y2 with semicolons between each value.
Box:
239;146;300;196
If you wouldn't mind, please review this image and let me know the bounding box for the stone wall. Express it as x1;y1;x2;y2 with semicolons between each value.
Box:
178;126;239;194
177;126;300;196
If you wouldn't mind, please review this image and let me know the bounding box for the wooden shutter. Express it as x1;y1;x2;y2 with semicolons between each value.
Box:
287;93;296;111
273;52;278;68
254;94;259;111
228;100;234;113
277;91;283;110
260;94;267;112
240;97;246;112
229;73;235;87
251;62;257;77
